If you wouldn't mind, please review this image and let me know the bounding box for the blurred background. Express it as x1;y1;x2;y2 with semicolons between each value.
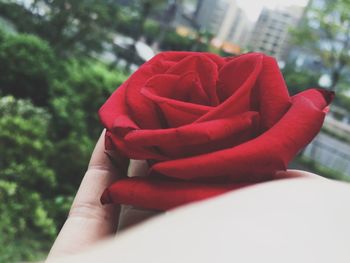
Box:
0;0;349;261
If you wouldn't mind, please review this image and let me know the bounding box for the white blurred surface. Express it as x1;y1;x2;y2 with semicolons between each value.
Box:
50;177;350;263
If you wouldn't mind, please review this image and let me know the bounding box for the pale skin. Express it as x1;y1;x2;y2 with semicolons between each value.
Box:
47;130;120;258
46;130;350;262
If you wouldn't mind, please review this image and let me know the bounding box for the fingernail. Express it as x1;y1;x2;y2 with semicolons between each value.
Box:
100;188;113;205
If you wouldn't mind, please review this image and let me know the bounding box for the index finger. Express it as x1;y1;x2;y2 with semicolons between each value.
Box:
48;130;121;259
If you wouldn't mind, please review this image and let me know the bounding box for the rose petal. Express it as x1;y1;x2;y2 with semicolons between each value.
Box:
99;52;225;131
107;131;168;161
151;89;333;182
108;52;195;131
104;131;130;175
125;111;258;147
125;64;166;129
101;177;249;210
217;53;261;101
99;80;140;131
296;88;335;109
166;54;220;106
255;55;291;130
125;112;259;158
144;73;210;105
196;53;263;123
142;88;213;128
99;64;163;131
154;51;226;68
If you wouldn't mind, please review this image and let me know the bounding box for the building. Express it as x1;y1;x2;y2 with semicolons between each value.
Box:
287;0;350;89
194;0;230;34
214;1;239;43
192;0;252;48
248;6;304;61
226;8;252;47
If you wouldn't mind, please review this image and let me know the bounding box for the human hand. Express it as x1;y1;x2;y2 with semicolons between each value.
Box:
47;130;121;259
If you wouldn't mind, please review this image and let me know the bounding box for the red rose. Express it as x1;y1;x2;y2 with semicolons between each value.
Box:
99;52;333;210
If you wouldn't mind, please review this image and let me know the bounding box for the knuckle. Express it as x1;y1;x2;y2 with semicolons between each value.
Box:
68;201;113;222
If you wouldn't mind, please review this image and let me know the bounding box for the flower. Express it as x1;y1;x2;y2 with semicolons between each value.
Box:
99;52;333;210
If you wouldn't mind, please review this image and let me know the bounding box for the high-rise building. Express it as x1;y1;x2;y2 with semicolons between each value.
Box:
249;6;304;61
226;8;252;47
193;0;252;47
215;1;239;43
194;0;230;33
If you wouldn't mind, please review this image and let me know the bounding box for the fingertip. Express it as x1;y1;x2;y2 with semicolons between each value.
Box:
88;130;119;174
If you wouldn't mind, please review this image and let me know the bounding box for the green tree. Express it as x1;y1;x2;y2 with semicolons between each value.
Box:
0;23;129;261
50;59;127;139
132;0;167;41
0;0;120;57
291;0;350;91
0;32;55;106
0;96;59;262
116;0;166;70
49;59;127;192
282;61;321;95
149;0;180;49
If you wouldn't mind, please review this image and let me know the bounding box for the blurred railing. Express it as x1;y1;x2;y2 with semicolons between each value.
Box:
302;132;350;176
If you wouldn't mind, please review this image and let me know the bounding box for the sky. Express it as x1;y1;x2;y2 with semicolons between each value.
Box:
236;0;309;21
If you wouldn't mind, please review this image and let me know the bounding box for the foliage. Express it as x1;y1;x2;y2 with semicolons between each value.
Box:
116;1;169;44
131;0;167;40
295;155;350;182
0;33;55;105
0;16;16;33
0;96;58;262
161;30;194;50
160;29;212;52
0;0;120;57
50;59;127;139
282;61;321;95
49;60;127;192
334;93;350;110
144;19;161;44
290;0;350;91
116;8;140;39
0;29;128;260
